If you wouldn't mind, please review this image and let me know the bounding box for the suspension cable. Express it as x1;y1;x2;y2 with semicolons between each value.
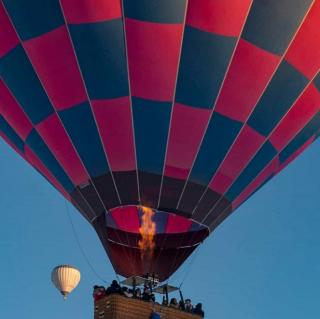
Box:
64;199;113;285
178;243;202;289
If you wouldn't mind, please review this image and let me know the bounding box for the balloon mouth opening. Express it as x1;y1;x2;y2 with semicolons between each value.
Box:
107;205;208;236
61;291;69;300
103;205;210;281
105;206;209;252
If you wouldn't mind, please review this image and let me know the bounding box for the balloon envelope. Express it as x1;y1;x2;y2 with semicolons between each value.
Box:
1;1;320;280
51;265;81;299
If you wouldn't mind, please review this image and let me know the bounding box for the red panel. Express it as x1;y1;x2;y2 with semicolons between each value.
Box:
215;39;280;122
164;103;211;179
36;113;89;185
209;171;233;195
125;18;183;101
61;0;122;24
24;145;71;199
278;136;315;172
211;124;265;192
186;0;252;36
270;84;320;151
164;165;189;180
92;97;136;171
24;26;87;110
165;214;192;233
232;157;279;210
0;80;33;140
110;206;140;233
285;1;320;79
0;3;19;58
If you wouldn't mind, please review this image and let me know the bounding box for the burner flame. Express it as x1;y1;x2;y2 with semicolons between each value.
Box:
138;206;156;260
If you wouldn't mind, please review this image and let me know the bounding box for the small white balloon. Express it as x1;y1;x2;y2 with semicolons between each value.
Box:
51;265;81;300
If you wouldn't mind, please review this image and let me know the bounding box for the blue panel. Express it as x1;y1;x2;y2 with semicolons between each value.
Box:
189;222;205;232
69;19;129;99
59;102;109;177
26;129;74;193
280;112;320;164
226;141;277;201
105;212;118;229
242;0;312;55
132;97;171;174
123;0;186;24
248;61;308;136
139;209;168;233
0;45;54;124
3;0;64;41
189;112;242;185
176;26;236;109
153;211;168;234
314;73;320;92
0;116;25;153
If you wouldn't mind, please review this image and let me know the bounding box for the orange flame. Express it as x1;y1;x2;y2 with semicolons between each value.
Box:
138;206;156;260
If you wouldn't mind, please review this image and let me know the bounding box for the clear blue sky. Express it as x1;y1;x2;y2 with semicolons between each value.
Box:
0;138;319;319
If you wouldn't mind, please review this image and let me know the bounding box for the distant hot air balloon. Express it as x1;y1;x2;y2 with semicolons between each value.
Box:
51;265;81;300
1;1;320;281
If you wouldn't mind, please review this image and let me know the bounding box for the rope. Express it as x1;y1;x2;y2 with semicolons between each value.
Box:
161;241;202;307
64;199;113;285
116;273;122;284
178;243;202;289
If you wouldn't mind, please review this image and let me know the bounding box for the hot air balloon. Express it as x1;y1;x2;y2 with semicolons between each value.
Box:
1;0;320;282
51;265;81;300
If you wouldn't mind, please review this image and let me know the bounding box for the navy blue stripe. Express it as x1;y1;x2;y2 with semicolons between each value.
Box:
189;112;242;185
153;212;168;234
176;26;236;109
106;213;118;230
69;19;129;100
0;116;25;153
280;112;320;164
3;0;64;41
248;61;308;137
132;97;171;174
189;222;205;232
314;73;320;92
140;209;168;234
26;129;74;193
226;141;277;201
59;102;109;178
242;0;312;55
123;0;186;24
0;45;54;124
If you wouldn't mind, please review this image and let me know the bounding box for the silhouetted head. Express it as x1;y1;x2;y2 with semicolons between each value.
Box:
170;298;178;305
